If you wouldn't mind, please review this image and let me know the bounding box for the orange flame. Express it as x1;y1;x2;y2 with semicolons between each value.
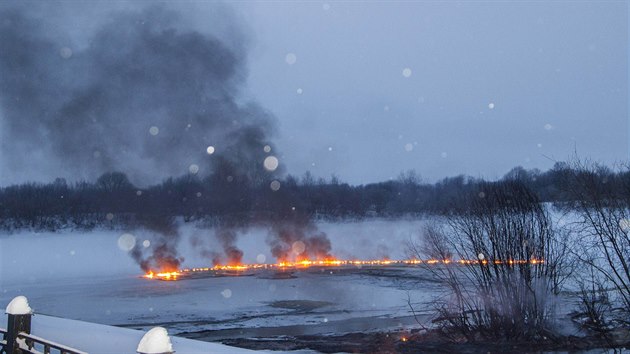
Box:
144;271;180;280
143;258;544;281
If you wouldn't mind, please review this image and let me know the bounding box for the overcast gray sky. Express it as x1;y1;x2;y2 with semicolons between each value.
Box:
237;1;628;184
0;1;627;186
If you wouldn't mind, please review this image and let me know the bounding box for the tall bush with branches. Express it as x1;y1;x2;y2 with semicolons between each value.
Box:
411;181;567;341
564;161;630;314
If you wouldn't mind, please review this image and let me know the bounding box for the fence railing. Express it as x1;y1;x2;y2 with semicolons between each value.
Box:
2;296;174;354
1;299;86;354
16;332;88;354
0;327;7;350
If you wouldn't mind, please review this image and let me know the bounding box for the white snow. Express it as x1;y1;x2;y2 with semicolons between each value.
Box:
137;327;173;354
5;296;32;315
0;313;263;354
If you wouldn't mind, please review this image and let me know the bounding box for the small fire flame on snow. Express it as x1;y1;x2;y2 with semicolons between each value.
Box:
142;258;544;281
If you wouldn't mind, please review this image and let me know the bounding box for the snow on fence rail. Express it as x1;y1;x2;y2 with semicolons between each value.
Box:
1;296;177;354
1;296;87;354
15;332;89;354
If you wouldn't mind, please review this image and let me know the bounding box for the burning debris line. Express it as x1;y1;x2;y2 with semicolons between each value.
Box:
142;258;545;281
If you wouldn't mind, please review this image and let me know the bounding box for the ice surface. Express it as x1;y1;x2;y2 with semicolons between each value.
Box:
1;217;579;345
0;220;436;337
0;216;584;352
5;295;32;315
0;219;429;283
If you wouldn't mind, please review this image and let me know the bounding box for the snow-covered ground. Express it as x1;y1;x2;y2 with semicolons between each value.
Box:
0;219;435;350
0;312;310;354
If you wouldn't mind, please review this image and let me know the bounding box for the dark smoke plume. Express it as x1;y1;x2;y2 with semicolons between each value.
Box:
0;3;274;186
131;216;183;272
268;216;333;262
215;228;244;265
0;3;273;269
0;2;333;269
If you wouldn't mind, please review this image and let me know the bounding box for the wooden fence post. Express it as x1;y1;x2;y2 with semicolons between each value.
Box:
4;296;32;354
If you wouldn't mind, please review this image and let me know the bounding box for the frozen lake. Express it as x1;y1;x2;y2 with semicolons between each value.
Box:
0;219;439;340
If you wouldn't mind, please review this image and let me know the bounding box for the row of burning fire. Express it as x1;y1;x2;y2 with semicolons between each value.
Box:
143;258;545;281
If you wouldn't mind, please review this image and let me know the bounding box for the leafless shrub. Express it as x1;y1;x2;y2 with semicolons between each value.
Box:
575;277;612;334
411;181;567;341
564;160;630;313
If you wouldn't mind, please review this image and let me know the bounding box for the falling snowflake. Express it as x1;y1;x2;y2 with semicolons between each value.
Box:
285;53;297;65
59;47;72;59
292;241;306;254
264;156;279;171
221;289;232;298
118;233;136;252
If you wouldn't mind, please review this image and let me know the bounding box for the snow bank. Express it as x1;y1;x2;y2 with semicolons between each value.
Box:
137;327;173;354
0;313;263;354
5;295;32;315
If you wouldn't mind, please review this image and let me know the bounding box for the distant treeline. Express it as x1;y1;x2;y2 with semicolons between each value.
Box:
1;161;629;231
